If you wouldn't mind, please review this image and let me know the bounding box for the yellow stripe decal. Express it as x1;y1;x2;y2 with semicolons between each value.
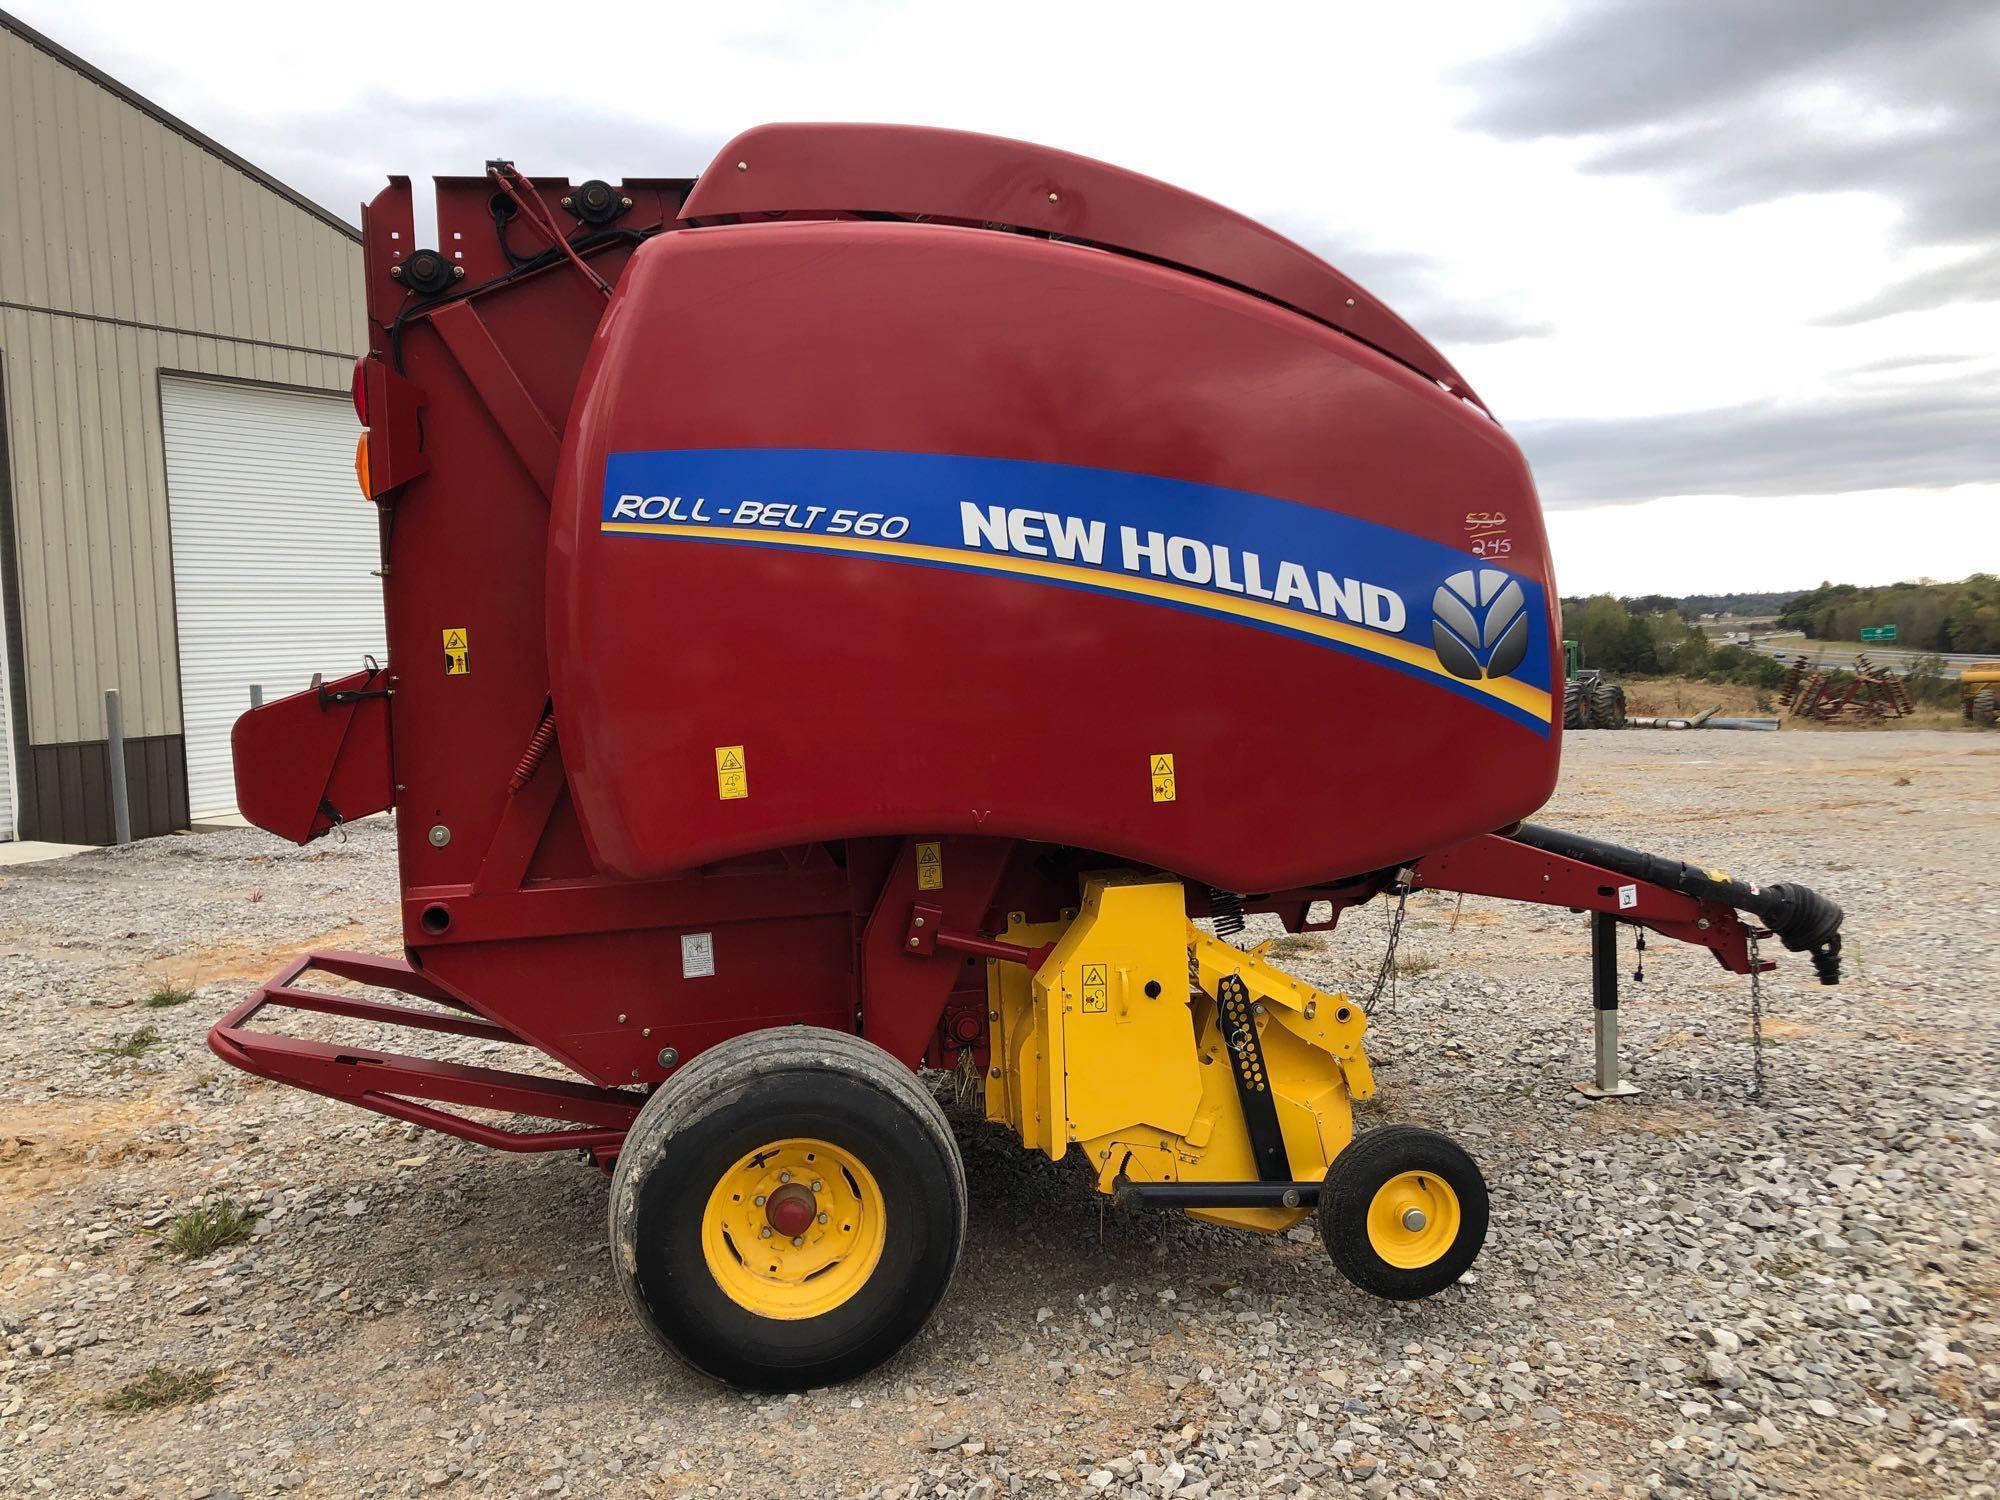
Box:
602;521;1552;723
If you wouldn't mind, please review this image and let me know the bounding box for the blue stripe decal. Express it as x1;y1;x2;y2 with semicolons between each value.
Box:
599;448;1552;733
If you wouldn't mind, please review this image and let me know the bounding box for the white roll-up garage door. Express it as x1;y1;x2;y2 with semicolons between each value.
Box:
162;377;382;822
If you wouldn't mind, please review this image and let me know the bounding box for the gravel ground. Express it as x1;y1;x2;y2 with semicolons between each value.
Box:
1;730;1995;1499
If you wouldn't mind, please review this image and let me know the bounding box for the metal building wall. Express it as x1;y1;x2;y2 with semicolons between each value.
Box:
0;16;363;840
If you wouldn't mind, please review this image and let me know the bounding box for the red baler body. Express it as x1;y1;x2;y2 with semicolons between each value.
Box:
223;124;1580;1129
553;219;1556;892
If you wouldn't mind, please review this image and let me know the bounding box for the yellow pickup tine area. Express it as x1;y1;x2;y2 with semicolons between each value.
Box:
984;871;1371;1233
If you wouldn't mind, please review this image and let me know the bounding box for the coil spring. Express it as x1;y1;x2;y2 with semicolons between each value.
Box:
509;709;557;791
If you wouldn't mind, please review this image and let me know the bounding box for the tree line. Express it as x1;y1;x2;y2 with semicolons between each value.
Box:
1558;595;1788;685
1776;576;2000;654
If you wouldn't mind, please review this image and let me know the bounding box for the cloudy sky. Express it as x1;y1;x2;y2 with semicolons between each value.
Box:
19;0;1996;595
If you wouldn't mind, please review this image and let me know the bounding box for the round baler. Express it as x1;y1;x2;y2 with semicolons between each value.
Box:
218;124;1842;1389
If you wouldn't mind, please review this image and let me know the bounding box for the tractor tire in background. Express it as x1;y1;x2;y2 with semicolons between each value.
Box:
1589;680;1627;730
609;1026;966;1390
1973;688;1998;728
1563;682;1584;729
1318;1125;1489;1300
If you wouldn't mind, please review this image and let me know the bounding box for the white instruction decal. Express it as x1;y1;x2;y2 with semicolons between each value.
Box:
681;932;715;978
1617;884;1638;910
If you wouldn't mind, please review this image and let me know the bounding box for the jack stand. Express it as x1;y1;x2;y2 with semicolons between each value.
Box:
1575;911;1642;1099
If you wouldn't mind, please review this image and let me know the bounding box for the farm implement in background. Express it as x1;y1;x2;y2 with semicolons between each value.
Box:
1779;653;1916;721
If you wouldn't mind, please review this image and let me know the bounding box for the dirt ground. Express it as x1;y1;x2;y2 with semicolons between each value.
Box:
1;732;1995;1498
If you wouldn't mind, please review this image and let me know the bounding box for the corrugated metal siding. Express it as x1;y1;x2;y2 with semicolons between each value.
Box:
160;377;379;818
19;734;186;844
0;30;359;352
0;24;363;749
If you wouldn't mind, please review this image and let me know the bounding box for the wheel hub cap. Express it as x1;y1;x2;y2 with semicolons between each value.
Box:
765;1182;817;1238
1365;1171;1462;1270
701;1138;887;1320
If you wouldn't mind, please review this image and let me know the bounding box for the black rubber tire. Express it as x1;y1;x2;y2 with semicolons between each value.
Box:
1563;681;1584;729
1318;1126;1489;1301
1589;679;1626;730
1973;688;1997;728
608;1026;966;1390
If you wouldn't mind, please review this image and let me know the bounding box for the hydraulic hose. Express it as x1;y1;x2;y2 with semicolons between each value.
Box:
1506;823;1844;985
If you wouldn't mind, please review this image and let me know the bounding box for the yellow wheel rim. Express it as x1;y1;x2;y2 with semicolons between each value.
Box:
1365;1170;1462;1269
701;1137;887;1320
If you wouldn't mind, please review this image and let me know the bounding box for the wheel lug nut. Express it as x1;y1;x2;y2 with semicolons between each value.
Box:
754;1194;766;1206
779;1170;791;1183
791;1236;803;1247
760;1226;773;1238
817;1211;829;1224
810;1180;822;1193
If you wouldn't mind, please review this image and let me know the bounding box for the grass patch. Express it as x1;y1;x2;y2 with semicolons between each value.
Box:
94;1024;162;1059
101;1365;220;1411
1264;933;1322;959
162;1197;257;1260
1392;954;1439;978
144;982;196;1009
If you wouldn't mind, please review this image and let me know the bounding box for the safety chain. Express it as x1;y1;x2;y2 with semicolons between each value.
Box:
1747;928;1767;1100
1365;878;1412;1016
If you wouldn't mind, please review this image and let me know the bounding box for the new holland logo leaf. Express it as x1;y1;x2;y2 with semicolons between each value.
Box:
1431;568;1529;682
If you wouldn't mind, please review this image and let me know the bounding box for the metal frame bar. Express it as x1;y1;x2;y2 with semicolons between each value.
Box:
1115;1179;1321;1210
1404;832;1761;973
430;300;561;497
209;950;644;1154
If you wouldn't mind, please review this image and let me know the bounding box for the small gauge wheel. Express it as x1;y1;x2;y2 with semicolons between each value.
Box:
1319;1126;1489;1300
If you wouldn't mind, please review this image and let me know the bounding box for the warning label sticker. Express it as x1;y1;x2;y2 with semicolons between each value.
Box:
714;745;748;800
1149;752;1176;803
916;840;943;890
442;627;469;676
681;931;715;978
1080;962;1108;1013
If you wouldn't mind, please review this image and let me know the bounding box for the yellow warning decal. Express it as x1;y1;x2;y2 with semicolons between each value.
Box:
442;627;469;676
1080;962;1108;1013
714;745;748;800
916;840;943;890
1149;752;1176;803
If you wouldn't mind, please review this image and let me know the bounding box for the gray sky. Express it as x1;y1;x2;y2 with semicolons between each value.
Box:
21;0;1996;595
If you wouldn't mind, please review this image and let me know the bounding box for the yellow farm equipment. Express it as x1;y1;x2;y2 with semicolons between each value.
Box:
1963;665;2000;727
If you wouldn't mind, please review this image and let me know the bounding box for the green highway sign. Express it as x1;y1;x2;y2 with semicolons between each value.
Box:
1860;625;1898;642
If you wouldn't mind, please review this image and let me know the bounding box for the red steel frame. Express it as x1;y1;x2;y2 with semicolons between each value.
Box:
1406;834;1763;973
211;951;643;1162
